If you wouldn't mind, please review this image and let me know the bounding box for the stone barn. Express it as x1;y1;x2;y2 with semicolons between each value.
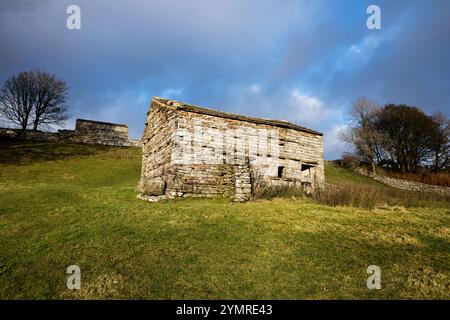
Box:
74;119;130;146
138;97;324;202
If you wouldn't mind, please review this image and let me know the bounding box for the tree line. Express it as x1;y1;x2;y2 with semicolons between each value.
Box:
341;98;449;173
0;70;69;131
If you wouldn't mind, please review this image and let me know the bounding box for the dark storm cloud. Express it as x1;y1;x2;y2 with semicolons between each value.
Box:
0;0;449;158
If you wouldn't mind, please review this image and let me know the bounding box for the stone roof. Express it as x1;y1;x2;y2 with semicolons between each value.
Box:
76;119;128;128
152;97;323;136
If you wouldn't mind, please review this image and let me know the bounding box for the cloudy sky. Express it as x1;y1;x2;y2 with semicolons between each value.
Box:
1;0;449;159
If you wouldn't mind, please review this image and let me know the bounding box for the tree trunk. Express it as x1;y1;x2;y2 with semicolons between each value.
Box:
21;115;28;131
434;150;439;172
371;161;377;175
400;162;406;174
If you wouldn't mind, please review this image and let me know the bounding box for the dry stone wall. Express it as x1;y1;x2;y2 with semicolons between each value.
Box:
0;119;142;147
0;127;76;142
354;167;450;196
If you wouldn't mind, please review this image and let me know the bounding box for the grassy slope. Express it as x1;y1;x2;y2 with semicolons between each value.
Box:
325;161;385;187
0;142;448;299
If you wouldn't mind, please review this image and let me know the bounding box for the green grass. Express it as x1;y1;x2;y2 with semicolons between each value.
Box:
324;161;450;209
0;141;449;299
325;161;387;187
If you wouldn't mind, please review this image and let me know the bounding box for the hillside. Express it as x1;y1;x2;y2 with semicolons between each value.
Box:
0;141;448;299
325;161;387;187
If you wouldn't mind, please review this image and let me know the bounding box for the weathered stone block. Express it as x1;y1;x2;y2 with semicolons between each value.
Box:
141;178;166;196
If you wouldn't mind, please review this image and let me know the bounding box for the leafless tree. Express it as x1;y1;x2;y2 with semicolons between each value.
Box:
32;71;69;130
430;112;450;170
339;97;384;173
0;71;36;130
0;70;69;131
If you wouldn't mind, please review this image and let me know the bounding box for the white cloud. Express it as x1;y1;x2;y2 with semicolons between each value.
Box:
323;124;349;160
160;88;184;99
290;89;324;109
288;89;339;127
334;35;384;72
285;90;350;159
247;84;261;94
333;23;403;75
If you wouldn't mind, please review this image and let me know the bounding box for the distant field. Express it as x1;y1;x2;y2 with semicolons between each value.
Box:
0;141;448;299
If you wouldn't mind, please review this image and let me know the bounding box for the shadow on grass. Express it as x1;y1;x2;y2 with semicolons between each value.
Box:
0;138;116;164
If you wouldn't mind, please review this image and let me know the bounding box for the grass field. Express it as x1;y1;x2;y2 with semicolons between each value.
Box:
0;141;448;299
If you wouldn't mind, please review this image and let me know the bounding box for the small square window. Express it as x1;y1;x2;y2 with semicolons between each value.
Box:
301;164;315;171
278;166;285;178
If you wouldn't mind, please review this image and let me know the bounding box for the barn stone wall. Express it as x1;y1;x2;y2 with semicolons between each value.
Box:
138;97;324;202
137;102;177;196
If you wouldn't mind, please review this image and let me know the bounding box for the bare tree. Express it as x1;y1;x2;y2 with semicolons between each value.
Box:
0;71;36;131
430;112;450;171
340;97;383;174
0;70;69;131
32;71;69;130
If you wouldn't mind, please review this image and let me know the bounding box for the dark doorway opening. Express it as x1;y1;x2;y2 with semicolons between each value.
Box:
278;166;285;178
